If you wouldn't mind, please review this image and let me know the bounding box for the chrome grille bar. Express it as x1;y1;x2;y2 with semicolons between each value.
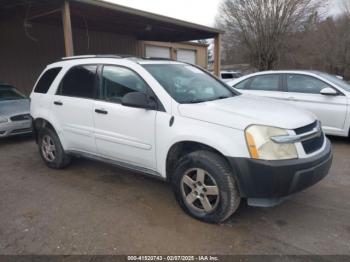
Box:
271;121;322;144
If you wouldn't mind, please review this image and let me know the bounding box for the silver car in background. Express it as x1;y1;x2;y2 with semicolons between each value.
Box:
0;84;32;137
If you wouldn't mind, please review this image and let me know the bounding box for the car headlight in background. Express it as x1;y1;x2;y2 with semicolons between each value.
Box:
245;125;298;160
0;116;8;124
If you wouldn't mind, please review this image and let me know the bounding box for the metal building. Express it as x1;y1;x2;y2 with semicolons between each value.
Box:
0;0;222;94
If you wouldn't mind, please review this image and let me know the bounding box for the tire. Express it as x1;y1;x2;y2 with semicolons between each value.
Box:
38;127;71;169
172;150;241;223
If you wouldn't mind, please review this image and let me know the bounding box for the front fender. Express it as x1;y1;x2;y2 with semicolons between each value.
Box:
155;113;250;178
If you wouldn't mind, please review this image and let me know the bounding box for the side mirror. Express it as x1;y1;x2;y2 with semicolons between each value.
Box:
121;92;156;110
320;87;338;96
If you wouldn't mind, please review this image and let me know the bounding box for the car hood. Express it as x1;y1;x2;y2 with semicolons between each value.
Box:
178;94;316;130
0;99;30;118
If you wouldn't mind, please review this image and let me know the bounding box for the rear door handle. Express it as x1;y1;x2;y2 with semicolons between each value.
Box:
288;97;297;101
95;108;108;115
54;101;63;106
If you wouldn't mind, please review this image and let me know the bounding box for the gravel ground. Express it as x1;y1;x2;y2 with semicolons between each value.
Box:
0;135;349;255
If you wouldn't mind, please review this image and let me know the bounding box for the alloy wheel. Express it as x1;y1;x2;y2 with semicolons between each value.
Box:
181;168;220;213
41;135;56;162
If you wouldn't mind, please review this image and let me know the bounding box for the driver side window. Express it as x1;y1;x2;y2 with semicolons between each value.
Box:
286;74;331;94
101;65;149;103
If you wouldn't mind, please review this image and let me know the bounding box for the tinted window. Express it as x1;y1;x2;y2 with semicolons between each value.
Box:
222;73;234;79
143;64;235;104
222;73;243;79
249;75;280;91
0;86;26;101
101;66;149;103
287;74;330;94
234;79;251;90
34;67;62;93
59;65;97;98
316;72;350;92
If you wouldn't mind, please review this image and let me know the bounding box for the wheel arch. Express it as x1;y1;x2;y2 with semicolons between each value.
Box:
33;118;58;143
165;140;232;181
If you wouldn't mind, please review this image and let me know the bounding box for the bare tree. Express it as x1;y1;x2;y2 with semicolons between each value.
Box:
217;0;326;70
343;0;350;17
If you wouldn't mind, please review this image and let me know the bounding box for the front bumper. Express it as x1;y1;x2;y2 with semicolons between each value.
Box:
0;120;33;137
228;139;332;206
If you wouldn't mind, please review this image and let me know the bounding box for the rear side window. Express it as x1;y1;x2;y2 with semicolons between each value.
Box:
58;65;97;99
249;75;280;91
34;67;62;93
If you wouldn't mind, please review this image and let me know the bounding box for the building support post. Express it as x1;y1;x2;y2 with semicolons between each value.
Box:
62;0;74;56
213;34;221;76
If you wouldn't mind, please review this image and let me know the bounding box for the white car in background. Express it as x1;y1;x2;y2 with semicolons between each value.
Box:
228;71;350;138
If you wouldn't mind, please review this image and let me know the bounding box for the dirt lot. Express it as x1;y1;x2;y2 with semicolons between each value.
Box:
0;135;349;255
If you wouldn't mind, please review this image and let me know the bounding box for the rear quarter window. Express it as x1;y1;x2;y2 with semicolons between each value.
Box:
34;67;62;93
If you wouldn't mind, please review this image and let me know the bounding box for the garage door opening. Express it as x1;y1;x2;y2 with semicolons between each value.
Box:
145;45;171;59
177;49;196;64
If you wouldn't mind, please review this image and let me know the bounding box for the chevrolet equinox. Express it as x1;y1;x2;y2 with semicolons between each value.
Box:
30;55;333;223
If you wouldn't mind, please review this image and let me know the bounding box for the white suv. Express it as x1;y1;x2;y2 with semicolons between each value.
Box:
30;56;332;223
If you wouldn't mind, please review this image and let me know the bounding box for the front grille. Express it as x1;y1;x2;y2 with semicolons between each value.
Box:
294;121;318;135
10;114;31;122
294;121;324;154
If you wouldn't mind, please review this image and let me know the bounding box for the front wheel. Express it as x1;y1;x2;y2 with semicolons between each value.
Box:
172;150;241;223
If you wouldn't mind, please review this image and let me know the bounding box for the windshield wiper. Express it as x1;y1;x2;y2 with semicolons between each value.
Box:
187;99;207;104
215;95;231;100
187;95;232;104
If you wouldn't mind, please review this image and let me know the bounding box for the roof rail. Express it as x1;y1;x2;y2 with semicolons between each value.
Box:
58;55;177;63
60;54;122;61
143;57;175;61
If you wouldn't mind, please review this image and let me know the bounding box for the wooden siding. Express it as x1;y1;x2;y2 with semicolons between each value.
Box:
0;18;138;95
140;41;208;68
0;18;209;95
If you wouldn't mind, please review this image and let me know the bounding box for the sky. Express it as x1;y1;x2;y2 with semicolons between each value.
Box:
105;0;345;27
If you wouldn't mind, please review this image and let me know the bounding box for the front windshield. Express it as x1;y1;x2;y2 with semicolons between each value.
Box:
142;63;236;103
317;72;350;92
0;86;26;101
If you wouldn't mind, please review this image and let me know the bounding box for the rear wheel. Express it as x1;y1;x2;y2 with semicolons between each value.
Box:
172;150;240;223
38;127;71;169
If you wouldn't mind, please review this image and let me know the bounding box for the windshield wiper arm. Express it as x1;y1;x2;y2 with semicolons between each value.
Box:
187;95;232;104
216;95;232;100
187;99;207;104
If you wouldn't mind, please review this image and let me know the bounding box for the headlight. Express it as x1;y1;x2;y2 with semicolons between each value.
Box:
245;125;298;160
0;116;8;124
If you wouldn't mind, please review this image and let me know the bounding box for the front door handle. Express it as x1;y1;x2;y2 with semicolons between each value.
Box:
95;108;108;115
54;101;63;106
288;97;297;101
